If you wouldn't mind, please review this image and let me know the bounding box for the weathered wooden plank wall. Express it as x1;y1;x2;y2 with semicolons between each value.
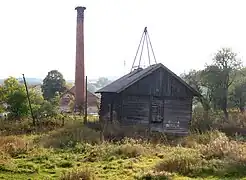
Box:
123;68;193;98
99;66;195;135
123;69;162;96
121;95;149;124
163;98;192;129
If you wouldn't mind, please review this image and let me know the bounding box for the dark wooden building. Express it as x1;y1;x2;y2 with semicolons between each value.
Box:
95;63;200;135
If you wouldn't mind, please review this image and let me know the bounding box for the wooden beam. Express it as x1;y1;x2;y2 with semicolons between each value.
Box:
109;103;113;122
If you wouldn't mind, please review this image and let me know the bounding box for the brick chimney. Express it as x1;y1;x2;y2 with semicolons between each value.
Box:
75;6;86;111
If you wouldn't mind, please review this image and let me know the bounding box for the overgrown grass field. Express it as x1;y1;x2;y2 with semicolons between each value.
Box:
1;117;246;180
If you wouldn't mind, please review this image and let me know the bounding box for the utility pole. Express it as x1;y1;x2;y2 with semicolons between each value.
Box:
84;76;88;123
22;74;35;126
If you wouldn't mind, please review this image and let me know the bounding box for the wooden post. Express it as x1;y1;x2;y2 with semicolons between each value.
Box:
22;74;35;126
84;76;88;123
148;95;152;139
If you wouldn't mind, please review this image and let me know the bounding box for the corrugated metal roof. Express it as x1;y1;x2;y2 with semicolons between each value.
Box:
95;63;200;96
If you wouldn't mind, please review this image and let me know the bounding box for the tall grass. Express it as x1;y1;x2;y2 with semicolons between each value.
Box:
60;168;96;180
1;112;246;179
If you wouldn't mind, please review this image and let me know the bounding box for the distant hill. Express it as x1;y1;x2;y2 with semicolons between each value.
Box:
0;76;118;86
0;78;42;85
18;78;43;85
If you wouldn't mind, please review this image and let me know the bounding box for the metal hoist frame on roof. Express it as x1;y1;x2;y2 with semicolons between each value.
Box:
131;27;157;72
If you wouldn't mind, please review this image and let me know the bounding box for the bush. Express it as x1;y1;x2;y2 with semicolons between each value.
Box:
200;136;246;161
180;130;227;148
189;107;215;132
57;160;74;168
0;136;29;157
136;171;173;180
16;162;39;173
0;119;35;135
60;168;96;180
0;151;11;167
113;144;144;158
155;147;203;176
39;122;100;148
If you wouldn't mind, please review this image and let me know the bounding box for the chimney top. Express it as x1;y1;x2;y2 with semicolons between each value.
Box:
75;6;86;11
75;6;86;20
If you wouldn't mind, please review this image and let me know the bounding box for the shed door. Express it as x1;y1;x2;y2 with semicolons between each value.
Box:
151;97;164;123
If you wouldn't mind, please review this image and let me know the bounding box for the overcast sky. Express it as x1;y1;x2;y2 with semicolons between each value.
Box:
0;0;246;80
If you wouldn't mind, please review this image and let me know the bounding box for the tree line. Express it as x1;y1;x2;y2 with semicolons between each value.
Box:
0;70;111;120
1;47;244;124
181;47;246;121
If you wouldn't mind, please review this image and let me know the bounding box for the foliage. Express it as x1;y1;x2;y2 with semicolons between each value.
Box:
95;77;111;89
229;79;246;112
0;76;60;120
41;70;66;100
60;168;96;180
182;48;244;122
6;90;29;119
112;143;145;158
0;77;29;119
39;122;100;148
203;48;242;120
155;147;202;175
87;83;97;93
0;136;29;157
1;116;246;179
181;69;211;118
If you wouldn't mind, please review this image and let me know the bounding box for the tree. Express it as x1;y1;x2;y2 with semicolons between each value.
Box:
87;83;96;93
229;79;246;113
39;100;59;118
66;82;74;89
95;77;111;89
200;65;223;111
41;70;66;100
1;77;29;120
181;70;211;119
0;85;5;112
204;48;242;120
6;90;29;120
28;87;44;119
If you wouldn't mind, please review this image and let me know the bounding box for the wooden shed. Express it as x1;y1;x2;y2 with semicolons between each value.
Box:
95;63;200;135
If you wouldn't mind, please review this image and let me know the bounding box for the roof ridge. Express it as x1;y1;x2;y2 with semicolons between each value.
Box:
95;63;200;96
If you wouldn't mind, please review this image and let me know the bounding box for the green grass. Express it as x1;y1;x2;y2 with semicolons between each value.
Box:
1;120;246;180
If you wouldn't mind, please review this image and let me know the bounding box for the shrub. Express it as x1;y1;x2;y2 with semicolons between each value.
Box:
83;143;109;162
39;122;100;148
189;107;215;132
0;151;11;168
0;119;35;135
136;171;173;180
200;137;246;161
112;144;144;158
155;147;203;176
0;136;29;157
57;160;74;168
60;168;96;180
105;138;153;159
16;162;39;173
180;130;228;148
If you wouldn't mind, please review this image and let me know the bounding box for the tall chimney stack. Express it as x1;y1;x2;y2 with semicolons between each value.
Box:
75;6;86;112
